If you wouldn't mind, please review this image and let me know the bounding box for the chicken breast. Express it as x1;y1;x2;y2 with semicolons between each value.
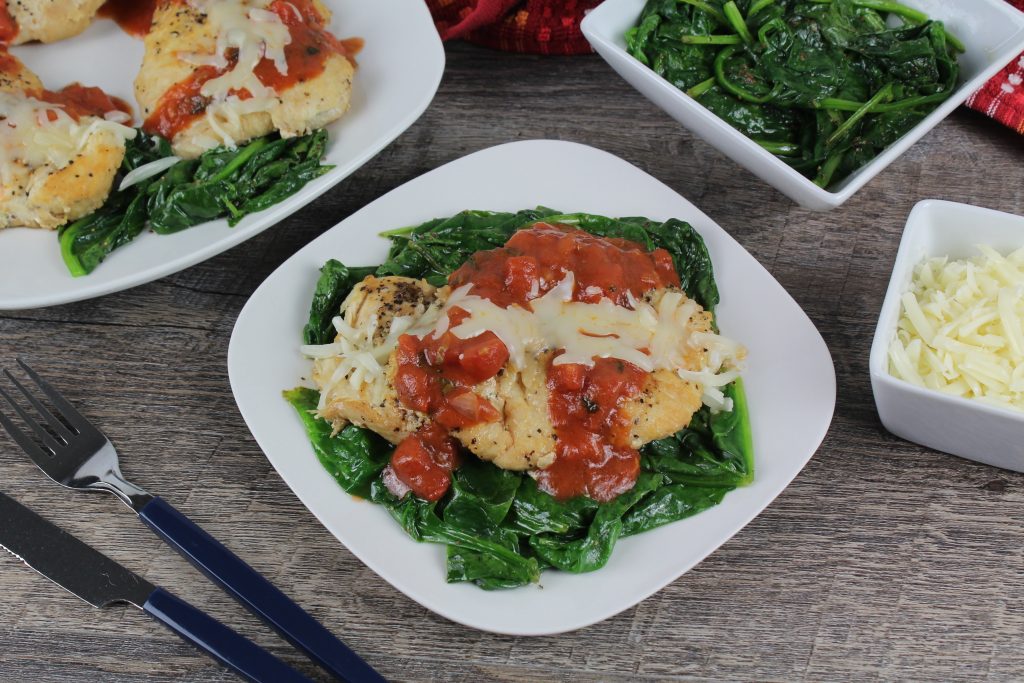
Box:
310;276;711;472
136;0;354;158
453;289;710;471
0;52;132;230
5;0;105;45
312;276;437;441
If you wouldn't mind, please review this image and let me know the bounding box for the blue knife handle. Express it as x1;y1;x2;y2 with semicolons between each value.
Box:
139;497;385;683
143;587;312;683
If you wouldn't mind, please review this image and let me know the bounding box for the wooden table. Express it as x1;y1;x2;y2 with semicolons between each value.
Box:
1;42;1023;683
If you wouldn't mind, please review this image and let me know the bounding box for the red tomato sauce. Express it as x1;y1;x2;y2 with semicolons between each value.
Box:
394;308;507;431
389;223;680;503
99;0;158;38
143;0;362;141
535;358;646;501
36;84;133;122
388;423;461;502
449;223;679;309
0;1;17;44
0;48;17;74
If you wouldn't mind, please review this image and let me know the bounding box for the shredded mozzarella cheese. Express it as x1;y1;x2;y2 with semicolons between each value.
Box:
435;273;745;411
301;272;746;413
0;92;136;187
182;0;292;150
889;245;1024;411
300;290;441;410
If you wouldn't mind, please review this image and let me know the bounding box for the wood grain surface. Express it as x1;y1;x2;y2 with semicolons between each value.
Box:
1;41;1023;683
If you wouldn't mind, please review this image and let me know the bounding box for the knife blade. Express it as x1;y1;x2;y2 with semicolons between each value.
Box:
0;491;153;608
0;491;311;682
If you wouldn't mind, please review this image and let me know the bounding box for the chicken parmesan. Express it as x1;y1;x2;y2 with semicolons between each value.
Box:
302;222;746;504
0;0;105;45
136;0;359;158
0;49;134;230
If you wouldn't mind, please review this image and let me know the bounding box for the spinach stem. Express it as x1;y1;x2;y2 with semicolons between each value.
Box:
686;76;717;98
757;17;786;45
826;82;894;147
379;225;418;237
677;0;727;25
807;0;926;24
821;86;952;113
756;140;800;156
722;1;754;44
680;34;741;45
747;0;774;19
210;136;269;184
814;151;845;187
58;222;88;278
714;46;774;103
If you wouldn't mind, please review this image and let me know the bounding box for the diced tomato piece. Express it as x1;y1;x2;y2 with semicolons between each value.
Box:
503;255;539;302
390;424;461;501
447;332;508;383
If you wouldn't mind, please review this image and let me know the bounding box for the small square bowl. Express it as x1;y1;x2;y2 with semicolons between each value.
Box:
870;200;1024;472
581;0;1024;211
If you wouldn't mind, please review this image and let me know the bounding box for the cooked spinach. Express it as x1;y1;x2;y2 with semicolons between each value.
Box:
625;0;961;189
286;209;754;589
59;130;333;276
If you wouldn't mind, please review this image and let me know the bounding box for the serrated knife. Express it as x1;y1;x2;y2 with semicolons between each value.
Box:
0;491;311;683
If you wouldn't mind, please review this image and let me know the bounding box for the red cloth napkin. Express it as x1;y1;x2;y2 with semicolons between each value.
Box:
427;0;600;54
428;0;1024;133
965;0;1024;134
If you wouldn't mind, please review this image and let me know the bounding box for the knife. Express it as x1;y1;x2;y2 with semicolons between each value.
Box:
0;491;312;683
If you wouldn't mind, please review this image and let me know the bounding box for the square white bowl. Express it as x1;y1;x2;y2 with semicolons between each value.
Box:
870;200;1024;472
581;0;1024;211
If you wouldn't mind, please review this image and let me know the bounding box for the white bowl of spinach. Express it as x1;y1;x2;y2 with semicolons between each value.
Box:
582;0;1024;210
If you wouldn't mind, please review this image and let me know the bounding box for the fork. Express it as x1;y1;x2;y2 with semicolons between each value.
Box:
0;360;385;683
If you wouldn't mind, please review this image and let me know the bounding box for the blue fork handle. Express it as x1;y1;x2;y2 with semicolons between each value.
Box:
143;587;312;683
139;497;385;683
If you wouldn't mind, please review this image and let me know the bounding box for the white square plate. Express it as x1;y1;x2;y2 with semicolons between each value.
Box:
0;0;444;310
582;0;1024;211
227;140;837;635
870;200;1024;472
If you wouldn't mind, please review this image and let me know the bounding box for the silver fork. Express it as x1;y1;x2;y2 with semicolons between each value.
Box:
0;359;385;683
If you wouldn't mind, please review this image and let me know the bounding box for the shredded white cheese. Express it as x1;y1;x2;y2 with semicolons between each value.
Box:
182;0;292;150
0;92;136;187
118;155;181;191
889;245;1024;412
300;289;441;411
434;273;745;411
301;272;746;413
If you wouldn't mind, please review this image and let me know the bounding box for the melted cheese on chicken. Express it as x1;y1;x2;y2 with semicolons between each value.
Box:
0;54;135;230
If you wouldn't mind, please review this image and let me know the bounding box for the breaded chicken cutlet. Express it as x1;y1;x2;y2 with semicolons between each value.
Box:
137;0;356;159
1;0;105;45
0;51;134;230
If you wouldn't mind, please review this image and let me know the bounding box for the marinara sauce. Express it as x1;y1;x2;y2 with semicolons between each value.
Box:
390;223;681;503
0;1;17;44
143;0;363;141
36;84;133;122
99;0;158;37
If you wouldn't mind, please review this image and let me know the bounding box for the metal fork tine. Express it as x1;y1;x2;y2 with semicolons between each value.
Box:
0;385;65;455
0;391;58;462
3;369;75;441
15;359;98;436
